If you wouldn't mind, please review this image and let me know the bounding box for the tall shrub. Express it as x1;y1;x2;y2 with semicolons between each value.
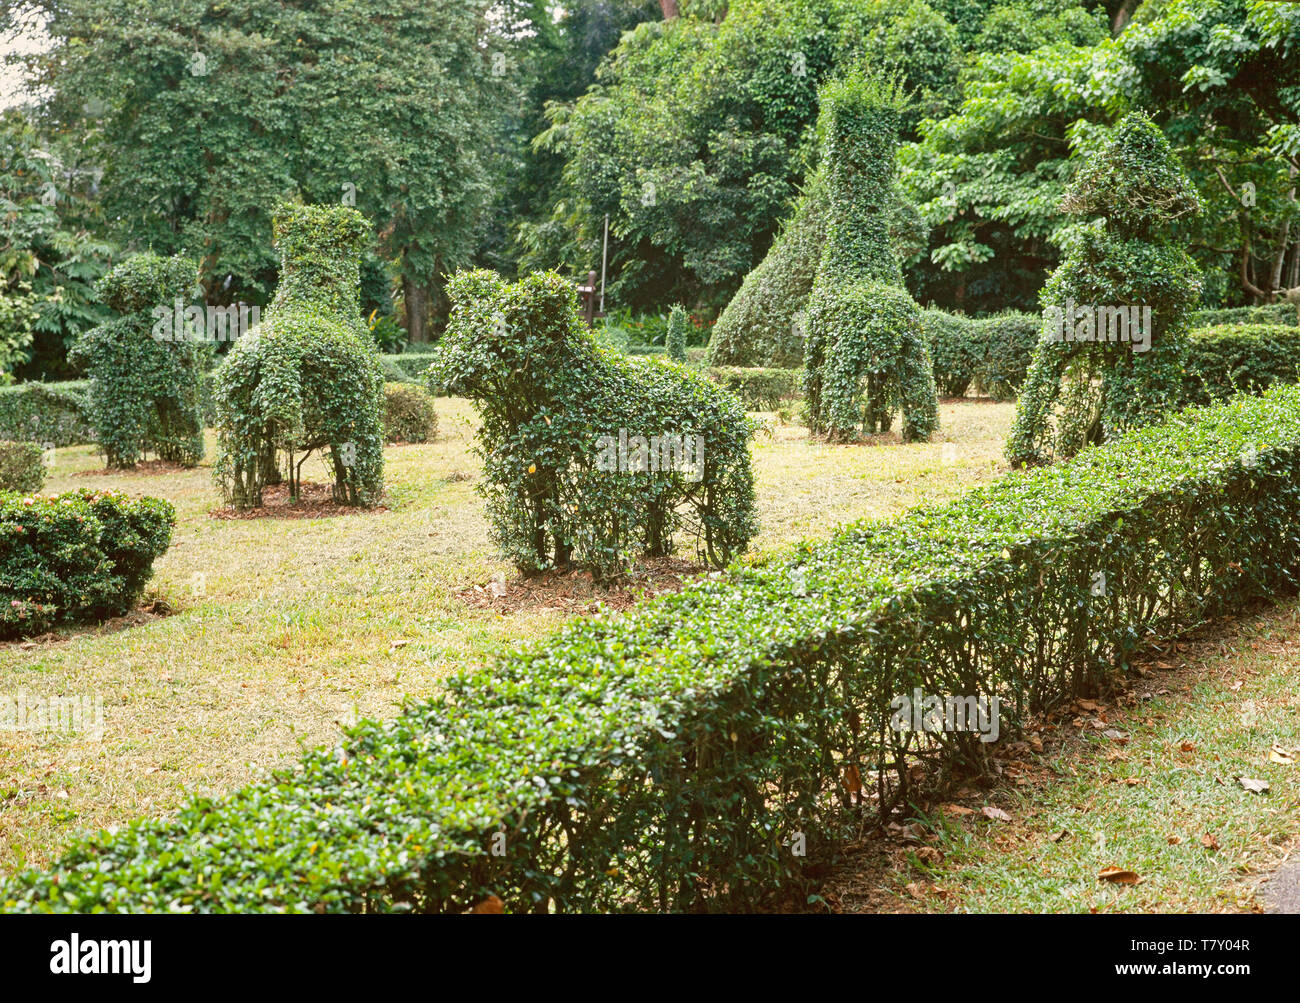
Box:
804;70;938;441
1007;113;1203;467
213;204;385;509
665;304;689;362
68;254;205;468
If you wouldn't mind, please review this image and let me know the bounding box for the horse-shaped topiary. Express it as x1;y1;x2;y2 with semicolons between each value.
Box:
213;202;385;509
429;269;757;580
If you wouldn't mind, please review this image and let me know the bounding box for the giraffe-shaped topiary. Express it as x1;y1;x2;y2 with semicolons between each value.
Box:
213;202;384;508
804;69;938;443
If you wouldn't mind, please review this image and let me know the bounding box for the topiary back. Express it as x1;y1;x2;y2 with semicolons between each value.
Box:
213;203;384;508
68;254;206;468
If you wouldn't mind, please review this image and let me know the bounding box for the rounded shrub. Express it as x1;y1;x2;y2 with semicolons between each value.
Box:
0;440;44;492
67;254;206;468
213;203;385;508
0;488;174;638
382;382;438;444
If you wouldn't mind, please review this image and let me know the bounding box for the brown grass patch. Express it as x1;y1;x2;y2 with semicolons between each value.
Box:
208;481;389;520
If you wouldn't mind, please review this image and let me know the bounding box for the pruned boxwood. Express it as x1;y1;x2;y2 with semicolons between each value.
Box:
1183;324;1300;406
0;381;93;447
5;384;1299;912
0;489;175;638
0;441;44;493
382;382;438;444
706;367;802;410
1190;303;1296;328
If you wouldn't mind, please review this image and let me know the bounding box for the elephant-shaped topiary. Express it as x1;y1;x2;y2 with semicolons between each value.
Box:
69;253;206;469
429;269;757;580
213;203;384;509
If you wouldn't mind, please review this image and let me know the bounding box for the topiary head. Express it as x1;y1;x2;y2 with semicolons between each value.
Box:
434;269;593;402
269;202;371;318
1061;112;1201;235
95;253;199;315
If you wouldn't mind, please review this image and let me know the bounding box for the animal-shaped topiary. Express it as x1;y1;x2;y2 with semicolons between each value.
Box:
804;70;939;442
429;269;757;580
213;203;384;508
1007;113;1203;468
69;254;205;469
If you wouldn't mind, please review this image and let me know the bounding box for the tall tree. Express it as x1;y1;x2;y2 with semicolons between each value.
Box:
1;0;518;342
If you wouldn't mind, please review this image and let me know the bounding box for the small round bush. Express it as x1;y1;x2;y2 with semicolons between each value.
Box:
382;383;438;444
0;440;44;493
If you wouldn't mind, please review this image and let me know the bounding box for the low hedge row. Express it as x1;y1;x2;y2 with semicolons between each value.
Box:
4;384;1299;912
922;310;1039;401
384;352;440;380
1183;324;1300;406
0;489;175;639
0;381;94;447
706;367;802;409
0;441;45;493
1190;302;1297;327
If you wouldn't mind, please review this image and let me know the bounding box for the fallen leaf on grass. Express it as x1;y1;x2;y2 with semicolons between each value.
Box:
1269;746;1296;765
1167;835;1182;845
1049;828;1071;843
1180;741;1196;753
1201;833;1221;851
981;806;1011;822
1098;867;1142;885
1237;776;1270;794
942;804;973;817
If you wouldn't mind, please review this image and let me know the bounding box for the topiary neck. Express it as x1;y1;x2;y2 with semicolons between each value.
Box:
271;250;362;318
821;106;902;286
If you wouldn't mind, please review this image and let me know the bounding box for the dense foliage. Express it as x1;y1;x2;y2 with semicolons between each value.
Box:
429;268;756;578
5;382;1298;910
1183;323;1300;405
804;71;938;441
213;204;385;508
1008;113;1203;466
665;304;688;362
0;380;93;446
706;367;803;410
382;383;439;445
0;440;43;492
68;254;206;468
0;488;174;639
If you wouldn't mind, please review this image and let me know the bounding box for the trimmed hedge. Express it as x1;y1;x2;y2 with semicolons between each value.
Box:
1183;324;1300;406
706;367;802;410
382;382;438;444
0;381;93;447
385;352;440;381
1190;303;1297;328
0;489;175;639
5;384;1300;912
922;309;1038;401
0;441;44;493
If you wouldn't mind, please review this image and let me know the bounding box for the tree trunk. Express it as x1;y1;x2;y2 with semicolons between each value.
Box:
403;274;431;344
1111;0;1140;35
659;0;679;18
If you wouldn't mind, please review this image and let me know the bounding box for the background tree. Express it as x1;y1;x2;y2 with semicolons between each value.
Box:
1;0;519;343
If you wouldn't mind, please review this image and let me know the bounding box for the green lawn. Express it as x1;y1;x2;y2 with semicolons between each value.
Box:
0;397;1014;874
821;598;1300;913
